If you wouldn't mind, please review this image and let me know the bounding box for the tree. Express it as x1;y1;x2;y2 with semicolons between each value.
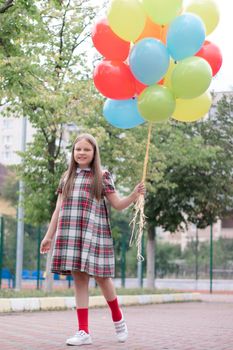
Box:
0;1;98;224
0;0;101;290
143;94;233;287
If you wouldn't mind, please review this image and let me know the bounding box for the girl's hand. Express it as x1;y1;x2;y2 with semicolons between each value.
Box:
133;182;146;198
40;237;52;254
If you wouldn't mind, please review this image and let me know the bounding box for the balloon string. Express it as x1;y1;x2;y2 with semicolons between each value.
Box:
129;123;152;261
142;123;152;183
159;25;164;42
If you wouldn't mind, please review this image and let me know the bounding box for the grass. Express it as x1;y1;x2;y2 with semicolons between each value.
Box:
0;287;175;299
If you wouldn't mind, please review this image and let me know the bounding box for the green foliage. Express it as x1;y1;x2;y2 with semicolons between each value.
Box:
1;216;16;274
0;287;174;298
155;242;181;277
18;133;67;224
0;1;99;225
145;95;233;232
1;170;18;206
181;237;233;278
2;216;47;274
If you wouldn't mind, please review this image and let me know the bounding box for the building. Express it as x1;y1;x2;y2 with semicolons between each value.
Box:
0;105;79;166
0;111;35;165
157;220;222;251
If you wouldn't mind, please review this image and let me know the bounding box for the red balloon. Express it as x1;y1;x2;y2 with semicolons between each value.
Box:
93;60;136;99
196;40;223;77
92;18;130;61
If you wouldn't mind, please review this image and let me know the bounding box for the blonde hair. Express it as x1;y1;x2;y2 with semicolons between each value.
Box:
62;134;103;200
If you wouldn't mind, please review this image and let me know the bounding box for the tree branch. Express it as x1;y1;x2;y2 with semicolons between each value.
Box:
0;0;14;13
55;127;63;159
55;0;71;76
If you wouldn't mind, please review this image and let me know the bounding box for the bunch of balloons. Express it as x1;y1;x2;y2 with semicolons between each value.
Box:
92;0;222;128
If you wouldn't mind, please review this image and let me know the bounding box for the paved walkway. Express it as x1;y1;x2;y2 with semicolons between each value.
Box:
1;300;233;350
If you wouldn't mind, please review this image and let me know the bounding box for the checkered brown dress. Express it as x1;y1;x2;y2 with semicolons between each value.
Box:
51;169;116;277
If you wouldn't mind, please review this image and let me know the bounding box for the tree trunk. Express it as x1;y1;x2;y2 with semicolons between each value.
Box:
146;225;155;289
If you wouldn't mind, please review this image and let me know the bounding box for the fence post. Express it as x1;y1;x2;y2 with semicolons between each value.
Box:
0;216;4;289
37;227;41;290
210;224;213;294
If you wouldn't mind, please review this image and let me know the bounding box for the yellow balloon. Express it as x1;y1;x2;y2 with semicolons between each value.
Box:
164;60;176;89
142;0;183;25
108;0;146;42
185;0;220;35
172;92;212;122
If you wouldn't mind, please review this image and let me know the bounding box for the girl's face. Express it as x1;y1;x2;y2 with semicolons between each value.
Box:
74;139;94;168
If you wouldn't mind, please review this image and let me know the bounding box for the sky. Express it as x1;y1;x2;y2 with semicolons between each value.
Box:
205;0;233;91
91;0;233;92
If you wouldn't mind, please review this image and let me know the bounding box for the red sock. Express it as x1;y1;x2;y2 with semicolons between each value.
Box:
76;308;89;333
107;297;122;322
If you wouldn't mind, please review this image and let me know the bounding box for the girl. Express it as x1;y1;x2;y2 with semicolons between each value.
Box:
40;133;145;346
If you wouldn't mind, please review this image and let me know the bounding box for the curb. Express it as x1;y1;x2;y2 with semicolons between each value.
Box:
0;293;201;313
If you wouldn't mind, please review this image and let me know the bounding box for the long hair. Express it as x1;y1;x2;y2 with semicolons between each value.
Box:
62;134;103;200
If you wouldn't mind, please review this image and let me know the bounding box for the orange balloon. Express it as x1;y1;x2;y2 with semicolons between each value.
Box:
135;17;167;44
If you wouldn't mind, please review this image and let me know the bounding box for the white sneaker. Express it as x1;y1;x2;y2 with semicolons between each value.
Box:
66;330;92;346
114;315;128;343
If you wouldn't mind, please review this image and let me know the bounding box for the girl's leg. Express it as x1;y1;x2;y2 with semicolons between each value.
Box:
95;276;128;342
94;276;122;321
72;271;90;333
66;271;92;346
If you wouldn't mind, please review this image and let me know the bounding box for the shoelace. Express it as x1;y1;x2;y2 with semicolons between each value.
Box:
115;320;127;333
76;330;88;337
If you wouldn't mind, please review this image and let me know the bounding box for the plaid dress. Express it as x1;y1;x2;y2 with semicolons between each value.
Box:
51;169;116;277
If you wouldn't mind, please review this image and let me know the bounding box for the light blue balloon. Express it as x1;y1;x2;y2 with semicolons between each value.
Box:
103;98;145;129
167;13;206;61
129;38;170;85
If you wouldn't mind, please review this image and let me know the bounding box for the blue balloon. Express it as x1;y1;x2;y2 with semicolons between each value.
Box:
167;13;206;61
129;38;170;85
103;98;145;129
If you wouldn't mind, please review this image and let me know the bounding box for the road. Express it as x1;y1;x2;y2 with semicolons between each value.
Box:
1;301;233;350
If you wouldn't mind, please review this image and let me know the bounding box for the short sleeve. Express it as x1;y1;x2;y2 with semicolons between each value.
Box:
103;171;115;195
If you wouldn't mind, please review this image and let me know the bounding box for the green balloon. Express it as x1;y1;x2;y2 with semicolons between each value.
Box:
171;57;212;99
143;0;182;25
138;85;176;123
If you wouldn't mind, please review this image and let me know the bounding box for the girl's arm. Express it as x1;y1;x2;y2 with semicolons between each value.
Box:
40;194;62;253
105;182;145;211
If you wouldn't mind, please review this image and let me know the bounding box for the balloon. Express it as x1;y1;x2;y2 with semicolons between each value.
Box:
196;40;222;77
93;60;136;100
142;0;182;25
172;92;212;122
103;98;145;129
163;60;176;89
135;79;148;95
108;0;146;42
185;0;220;36
138;85;176;123
135;17;167;44
167;13;206;61
91;18;130;61
171;57;212;99
135;77;164;95
129;38;170;85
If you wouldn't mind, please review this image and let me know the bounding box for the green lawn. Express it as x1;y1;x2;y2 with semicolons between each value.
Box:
0;287;175;298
